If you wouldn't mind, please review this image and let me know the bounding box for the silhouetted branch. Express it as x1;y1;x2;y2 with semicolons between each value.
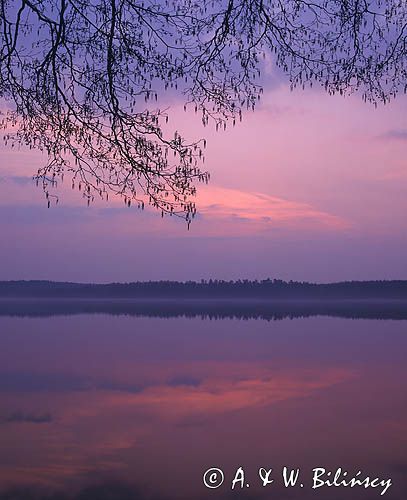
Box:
0;0;405;220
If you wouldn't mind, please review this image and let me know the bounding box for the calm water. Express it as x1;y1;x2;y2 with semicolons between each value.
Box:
0;306;406;499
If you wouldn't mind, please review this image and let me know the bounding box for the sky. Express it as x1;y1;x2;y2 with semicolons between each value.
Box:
0;81;406;283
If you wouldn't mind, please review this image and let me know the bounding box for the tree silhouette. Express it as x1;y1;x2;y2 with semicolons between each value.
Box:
1;0;406;222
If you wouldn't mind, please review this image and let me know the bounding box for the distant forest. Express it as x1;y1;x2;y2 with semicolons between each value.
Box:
1;280;407;300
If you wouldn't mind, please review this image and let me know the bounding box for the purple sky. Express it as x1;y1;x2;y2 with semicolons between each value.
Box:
0;84;406;282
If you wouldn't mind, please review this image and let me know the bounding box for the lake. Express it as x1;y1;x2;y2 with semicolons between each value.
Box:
0;302;406;499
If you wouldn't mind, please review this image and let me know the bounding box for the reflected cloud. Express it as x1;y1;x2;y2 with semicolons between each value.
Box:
0;364;353;489
115;368;352;418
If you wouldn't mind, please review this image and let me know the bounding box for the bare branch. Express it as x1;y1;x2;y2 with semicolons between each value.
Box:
0;0;405;221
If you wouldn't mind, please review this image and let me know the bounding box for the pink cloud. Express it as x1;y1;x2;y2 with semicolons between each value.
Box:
196;185;349;230
1;85;405;244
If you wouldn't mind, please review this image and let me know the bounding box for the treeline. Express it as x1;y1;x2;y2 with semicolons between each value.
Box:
0;279;407;299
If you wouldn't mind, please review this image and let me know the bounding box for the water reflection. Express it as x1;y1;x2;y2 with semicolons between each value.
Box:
0;298;407;320
0;313;406;499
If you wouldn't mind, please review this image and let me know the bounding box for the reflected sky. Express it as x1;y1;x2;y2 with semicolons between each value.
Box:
0;315;406;499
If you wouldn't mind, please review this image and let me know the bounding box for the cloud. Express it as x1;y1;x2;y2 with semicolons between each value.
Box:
3;411;52;424
196;185;348;230
378;164;407;180
0;175;35;186
380;129;407;141
0;205;91;225
0;182;348;239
